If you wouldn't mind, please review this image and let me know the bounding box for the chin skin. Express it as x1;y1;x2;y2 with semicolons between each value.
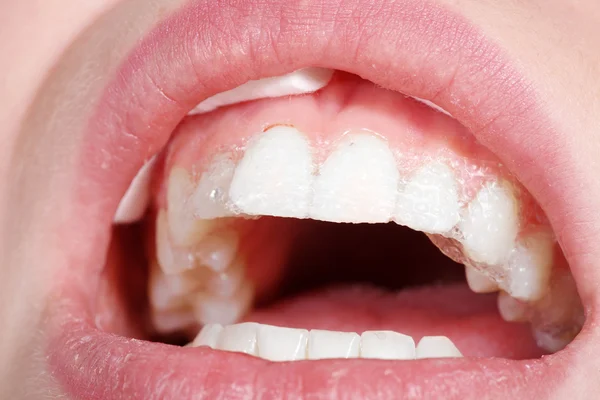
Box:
1;0;600;398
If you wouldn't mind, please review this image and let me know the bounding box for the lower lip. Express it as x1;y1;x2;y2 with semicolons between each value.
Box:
51;0;596;397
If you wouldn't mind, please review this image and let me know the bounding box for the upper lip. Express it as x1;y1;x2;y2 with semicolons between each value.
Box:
45;0;600;397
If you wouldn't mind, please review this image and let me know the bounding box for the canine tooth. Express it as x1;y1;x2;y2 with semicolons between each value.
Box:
465;266;498;293
311;133;399;223
505;231;554;301
416;336;463;359
114;156;156;223
167;167;214;247
193;284;253;325
307;330;361;360
229;126;314;218
497;291;529;322
459;182;519;266
191;154;237;219
191;324;224;348
395;162;460;233
256;325;309;361
155;210;195;274
360;331;416;360
195;231;239;273
216;322;259;355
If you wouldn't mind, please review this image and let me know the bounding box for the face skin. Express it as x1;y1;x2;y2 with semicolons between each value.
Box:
1;0;600;398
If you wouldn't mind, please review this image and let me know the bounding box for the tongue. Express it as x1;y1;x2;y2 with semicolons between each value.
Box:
245;284;545;360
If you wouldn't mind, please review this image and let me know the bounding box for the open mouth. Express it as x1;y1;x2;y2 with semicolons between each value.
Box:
40;0;600;398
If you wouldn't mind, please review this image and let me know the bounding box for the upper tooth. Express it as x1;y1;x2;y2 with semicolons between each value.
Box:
360;331;416;360
395;162;460;233
191;153;237;219
505;231;554;301
192;323;224;348
216;322;260;355
193;284;253;325
155;209;195;274
307;329;361;360
415;336;463;359
229;126;314;218
459;182;519;266
114;156;157;223
465;266;499;293
256;325;309;361
311;133;399;223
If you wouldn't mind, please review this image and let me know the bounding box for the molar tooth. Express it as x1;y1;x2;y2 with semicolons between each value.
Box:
256;325;309;361
216;322;260;355
465;266;499;293
307;330;361;360
191;153;237;219
395;162;460;233
415;336;463;359
195;231;239;273
206;261;245;297
229;126;314;218
360;331;416;360
505;231;554;301
459;182;519;266
191;324;224;348
193;284;253;325
497;291;529;322
311;133;399;223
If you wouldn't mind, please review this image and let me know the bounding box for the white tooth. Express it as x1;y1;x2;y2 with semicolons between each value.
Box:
114;156;157;223
416;336;463;359
189;68;334;115
307;330;361;360
395;162;460;233
465;266;499;293
229;126;314;218
216;322;259;355
505;231;554;301
256;325;309;361
152;308;196;333
191;324;224;348
360;331;416;360
193;284;253;325
167;167;213;247
311;133;399;223
206;262;245;297
459;182;519;266
191;153;237;219
497;291;529;322
155;209;195;274
195;231;239;273
149;264;195;310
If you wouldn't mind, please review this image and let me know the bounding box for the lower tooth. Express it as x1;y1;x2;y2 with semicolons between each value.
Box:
415;336;463;359
191;323;223;348
216;322;259;355
307;330;361;360
360;331;416;360
256;325;310;361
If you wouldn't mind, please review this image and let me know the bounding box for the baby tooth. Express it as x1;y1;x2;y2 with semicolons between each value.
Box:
307;330;361;360
395;162;460;234
191;324;224;348
459;182;519;266
465;266;499;293
505;231;554;301
229;126;314;218
191;153;237;219
360;331;416;360
256;325;309;361
416;336;463;359
216;322;260;355
311;133;399;223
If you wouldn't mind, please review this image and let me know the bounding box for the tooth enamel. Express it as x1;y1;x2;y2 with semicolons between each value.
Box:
152;308;197;333
229;126;314;218
193;284;253;325
307;329;361;360
311;133;399;223
206;261;245;297
155;209;195;274
149;264;200;310
195;231;239;273
415;336;463;359
497;291;529;322
167;167;213;246
465;266;499;293
360;331;416;360
191;154;237;219
395;162;460;233
459;182;519;266
216;322;260;355
256;325;310;361
114;156;156;223
505;231;554;301
191;323;224;348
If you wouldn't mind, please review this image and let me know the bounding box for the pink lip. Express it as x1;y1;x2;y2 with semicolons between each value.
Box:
48;0;600;398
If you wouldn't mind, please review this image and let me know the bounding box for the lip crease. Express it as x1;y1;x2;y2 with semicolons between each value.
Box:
47;0;600;398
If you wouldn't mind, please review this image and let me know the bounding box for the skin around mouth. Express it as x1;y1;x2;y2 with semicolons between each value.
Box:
4;0;598;398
